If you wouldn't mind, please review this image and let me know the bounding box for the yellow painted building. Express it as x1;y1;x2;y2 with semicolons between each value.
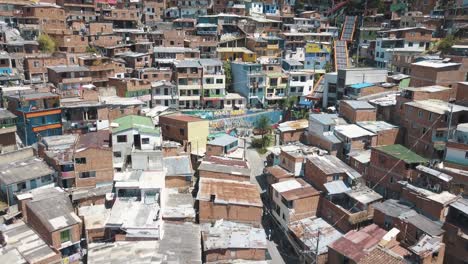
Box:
217;47;257;62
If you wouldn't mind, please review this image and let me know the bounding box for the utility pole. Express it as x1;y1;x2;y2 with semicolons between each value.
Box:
314;229;321;264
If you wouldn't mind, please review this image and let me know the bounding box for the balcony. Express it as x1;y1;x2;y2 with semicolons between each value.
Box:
60;171;75;180
179;95;200;101
266;93;285;99
197;30;217;35
267;44;279;49
61;76;93;84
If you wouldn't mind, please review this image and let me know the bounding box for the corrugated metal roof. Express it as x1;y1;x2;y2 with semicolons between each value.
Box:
288;217;343;254
197;178;262;207
324;180;351;195
201;220;267;250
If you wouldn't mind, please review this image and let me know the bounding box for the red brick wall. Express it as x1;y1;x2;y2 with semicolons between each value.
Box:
400;187;447;221
74;148;113;188
205;248;266;262
339;101;377;123
165;176;190;188
199;201;262;227
290;195;320;222
304;158;346;192
206;144;224;157
375;128;401;146
306;132;341;155
280;129;305;144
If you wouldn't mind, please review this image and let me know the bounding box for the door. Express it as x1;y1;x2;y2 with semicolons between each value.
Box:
30;179;37;189
134;134;141;149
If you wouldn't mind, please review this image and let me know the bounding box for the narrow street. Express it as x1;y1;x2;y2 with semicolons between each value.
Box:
242;137;291;264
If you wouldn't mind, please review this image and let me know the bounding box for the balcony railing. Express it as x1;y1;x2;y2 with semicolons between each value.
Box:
60;171;75;179
267;44;279;49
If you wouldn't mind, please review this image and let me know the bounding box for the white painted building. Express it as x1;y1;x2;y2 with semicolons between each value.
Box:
111;115;161;170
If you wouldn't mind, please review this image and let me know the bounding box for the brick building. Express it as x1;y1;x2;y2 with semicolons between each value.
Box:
373;200;445;252
17;187;83;263
339;100;377;123
19;3;67;35
367;144;428;199
399;181;458;221
327;224;390;263
0;109;17;153
78;55;126;87
304;154;362;192
271;178;320;228
201;220;267;262
47;65;92;98
395;86;454;125
334;124;376;158
409;60;466;88
357;121;401;146
197;177;263;226
264;165;294;199
277;119;308;144
401;99;468;159
198;156;250;182
23;53;68;84
442;198;468;264
305;114;347;155
39;131;113;191
159;114;209;153
109;78;151;101
319;184;382;232
205;134;239;157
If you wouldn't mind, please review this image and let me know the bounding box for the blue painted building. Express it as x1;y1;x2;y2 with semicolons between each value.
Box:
304;42;331;70
282;59;304;71
0;52;12;75
7;92;62;145
231;62;266;107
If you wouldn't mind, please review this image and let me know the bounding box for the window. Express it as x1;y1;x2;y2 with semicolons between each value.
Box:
60;229;70;243
332;175;340;181
428;113;433;121
465;151;468;159
113;152;122;158
435;131;444;138
117;135;127;143
79;171;96;178
75;157;86;164
41;175;52;182
418;110;423;118
216;79;223;84
179;128;185;136
422;128;427;135
408;42;413;47
17;182;26;191
142;138;150;144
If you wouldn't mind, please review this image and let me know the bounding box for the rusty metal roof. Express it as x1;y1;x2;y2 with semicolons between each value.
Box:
197;178;262;207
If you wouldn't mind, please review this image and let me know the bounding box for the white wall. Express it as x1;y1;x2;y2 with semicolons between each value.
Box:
271;189;290;229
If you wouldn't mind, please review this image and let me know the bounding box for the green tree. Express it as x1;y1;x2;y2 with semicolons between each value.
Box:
223;61;233;92
324;62;333;73
286;96;298;109
38;34;56;53
86;46;98;53
437;35;455;54
255;115;271;141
